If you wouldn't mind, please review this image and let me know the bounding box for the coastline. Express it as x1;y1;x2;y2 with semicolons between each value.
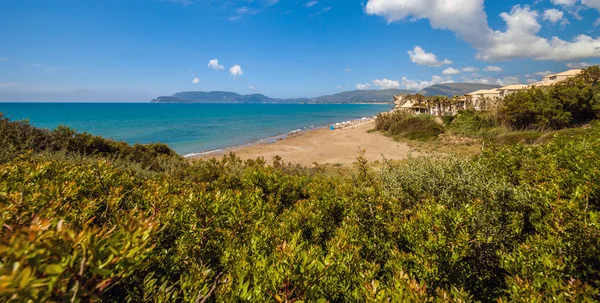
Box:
184;114;381;158
191;119;418;166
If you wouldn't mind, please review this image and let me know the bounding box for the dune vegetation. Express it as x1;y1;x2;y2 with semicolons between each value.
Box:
376;66;600;148
1;103;600;302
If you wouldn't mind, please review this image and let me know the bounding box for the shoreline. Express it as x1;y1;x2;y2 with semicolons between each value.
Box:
191;118;418;166
183;115;381;159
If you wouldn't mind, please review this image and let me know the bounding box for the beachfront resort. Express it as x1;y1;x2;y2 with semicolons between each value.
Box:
393;68;585;116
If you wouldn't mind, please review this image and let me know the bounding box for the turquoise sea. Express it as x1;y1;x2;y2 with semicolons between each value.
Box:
0;103;393;156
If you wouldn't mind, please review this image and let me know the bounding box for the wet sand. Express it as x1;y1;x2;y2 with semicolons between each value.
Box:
193;121;417;166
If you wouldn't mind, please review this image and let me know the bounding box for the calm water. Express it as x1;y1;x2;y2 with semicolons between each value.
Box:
0;103;393;156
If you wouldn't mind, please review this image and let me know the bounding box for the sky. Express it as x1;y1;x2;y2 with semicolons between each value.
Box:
1;0;600;101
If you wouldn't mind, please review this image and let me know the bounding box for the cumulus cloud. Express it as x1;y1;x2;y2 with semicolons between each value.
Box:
248;85;256;90
535;70;554;76
442;67;461;75
526;78;538;84
566;62;590;68
400;75;454;91
345;68;351;72
208;59;224;70
229;65;243;78
496;76;521;86
365;1;600;61
356;83;371;90
543;9;565;23
372;78;400;89
305;1;318;8
407;46;452;67
551;0;578;5
192;77;200;84
484;66;503;72
462;67;479;72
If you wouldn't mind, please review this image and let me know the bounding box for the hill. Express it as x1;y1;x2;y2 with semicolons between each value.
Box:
151;91;308;104
418;83;501;97
308;89;415;103
151;89;415;104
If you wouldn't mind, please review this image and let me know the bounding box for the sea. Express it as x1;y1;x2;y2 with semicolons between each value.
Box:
0;103;393;156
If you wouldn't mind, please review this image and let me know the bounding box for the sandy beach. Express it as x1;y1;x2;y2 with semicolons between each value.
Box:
193;121;417;166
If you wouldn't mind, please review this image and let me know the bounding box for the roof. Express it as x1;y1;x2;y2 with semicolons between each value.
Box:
467;89;487;95
543;69;582;78
478;89;501;94
499;84;528;90
528;81;553;87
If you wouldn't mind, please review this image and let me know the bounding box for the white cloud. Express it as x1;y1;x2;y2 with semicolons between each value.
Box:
400;75;454;91
248;85;256;90
543;9;565;23
305;1;318;8
496;76;521;86
344;68;351;72
462;67;479;72
582;0;600;10
551;0;578;5
535;70;554;76
192;77;200;84
356;83;371;90
407;46;452;67
442;67;461;75
0;57;7;61
229;65;244;78
365;1;600;61
484;65;503;72
526;78;538;84
372;78;400;89
566;62;590;68
337;85;344;89
208;59;224;70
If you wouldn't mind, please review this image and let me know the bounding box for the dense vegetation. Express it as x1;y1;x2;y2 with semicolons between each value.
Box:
376;66;600;145
499;66;600;129
375;111;444;140
1;111;600;302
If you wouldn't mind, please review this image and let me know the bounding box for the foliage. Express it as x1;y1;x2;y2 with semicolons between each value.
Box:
375;111;444;141
0;114;185;172
447;110;498;136
499;66;600;129
1;117;600;302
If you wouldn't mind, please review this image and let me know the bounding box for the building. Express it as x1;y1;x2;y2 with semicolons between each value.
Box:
497;84;528;98
530;69;583;87
466;89;501;110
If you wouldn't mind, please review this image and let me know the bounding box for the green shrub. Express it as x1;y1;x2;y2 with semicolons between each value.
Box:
499;66;600;130
448;110;498;136
1;116;600;302
376;112;443;141
0;113;184;172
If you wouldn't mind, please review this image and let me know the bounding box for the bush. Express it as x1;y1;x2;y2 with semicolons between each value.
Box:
376;111;444;141
0;113;185;172
1;116;600;301
448;110;498;136
499;66;600;130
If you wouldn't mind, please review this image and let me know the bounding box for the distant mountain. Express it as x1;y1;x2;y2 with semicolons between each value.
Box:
308;89;415;103
151;91;308;104
151;89;415;104
418;83;501;97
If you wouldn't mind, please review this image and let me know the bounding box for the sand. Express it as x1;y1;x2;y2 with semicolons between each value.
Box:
193;121;417;166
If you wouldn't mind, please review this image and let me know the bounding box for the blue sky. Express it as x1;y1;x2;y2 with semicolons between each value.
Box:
1;0;600;101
